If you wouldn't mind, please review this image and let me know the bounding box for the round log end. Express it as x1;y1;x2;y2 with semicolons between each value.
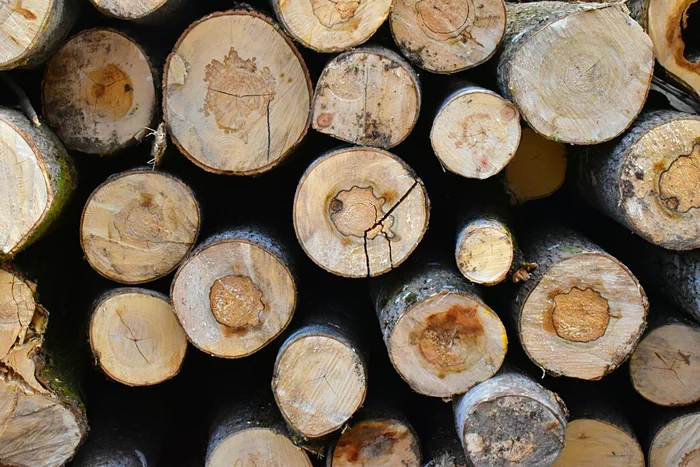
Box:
273;0;392;52
456;220;514;285
330;418;421;466
389;290;506;397
391;0;506;73
42;29;156;155
504;128;566;204
294;147;429;278
171;234;296;358
163;10;312;175
649;413;700;467
553;419;644;467
207;427;311;467
630;322;700;406
81;170;200;284
90;289;188;386
90;0;167;20
520;252;647;380
312;49;420;149
506;6;653;144
0;0;56;69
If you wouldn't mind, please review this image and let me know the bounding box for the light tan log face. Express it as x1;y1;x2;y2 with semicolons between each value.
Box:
390;291;506;397
646;0;700;97
0;0;53;68
620;117;700;249
90;289;188;386
207;428;312;467
294;147;429;278
171;237;296;358
390;0;506;73
90;0;167;19
331;418;421;466
553;419;644;467
0;119;50;256
273;334;366;438
432;88;520;179
42;29;156;154
520;253;647;380
630;323;700;406
507;6;653;144
81;171;200;284
273;0;391;52
0;269;34;359
504;128;566;203
649;413;700;467
163;10;312;175
456;220;514;285
312;49;420;149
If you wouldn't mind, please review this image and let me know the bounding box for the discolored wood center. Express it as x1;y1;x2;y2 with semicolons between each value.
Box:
551;287;610;343
329;186;394;239
659;143;700;213
681;448;700;467
209;275;266;330
334;420;413;465
311;0;360;27
417;305;486;369
82;64;134;120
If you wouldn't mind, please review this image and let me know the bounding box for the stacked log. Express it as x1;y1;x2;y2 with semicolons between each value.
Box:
648;409;700;467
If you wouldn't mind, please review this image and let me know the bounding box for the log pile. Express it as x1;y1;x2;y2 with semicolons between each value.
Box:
1;0;699;465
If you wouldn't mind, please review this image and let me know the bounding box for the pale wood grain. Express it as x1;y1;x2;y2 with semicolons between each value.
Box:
553;419;644;467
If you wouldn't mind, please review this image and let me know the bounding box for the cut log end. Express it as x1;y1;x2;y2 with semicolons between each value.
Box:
520;253;647;380
42;29;156;155
0;0;60;69
630;322;700;406
81;170;200;284
553;419;644;467
272;0;392;52
90;289;188;386
456;220;514;285
432;88;520;179
312;49;420;149
391;0;506;73
503;5;653;144
273;335;366;438
294;147;429;278
207;427;312;467
330;418;421;466
390;291;506;397
649;413;700;467
164;10;312;175
504;128;566;203
90;0;167;20
171;233;296;358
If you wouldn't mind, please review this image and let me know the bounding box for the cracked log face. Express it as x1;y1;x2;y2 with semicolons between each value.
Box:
520;253;647;380
272;330;367;438
553;419;644;467
0;267;87;467
312;48;421;149
501;4;653;144
454;372;567;467
89;288;187;386
207;427;312;467
90;0;168;20
329;417;421;467
272;0;391;52
163;10;311;175
81;170;200;284
504;128;566;203
42;29;156;155
390;0;505;73
389;291;507;397
649;413;700;467
630;322;700;406
294;147;429;278
456;219;514;285
171;233;296;358
431;87;520;179
640;0;700;97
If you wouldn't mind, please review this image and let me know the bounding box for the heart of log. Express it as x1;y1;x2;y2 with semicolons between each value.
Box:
163;10;312;175
80;170;200;284
42;29;157;155
390;0;506;73
295;147;429;278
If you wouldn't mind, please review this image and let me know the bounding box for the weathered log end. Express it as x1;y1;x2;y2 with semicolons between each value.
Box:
456;218;514;285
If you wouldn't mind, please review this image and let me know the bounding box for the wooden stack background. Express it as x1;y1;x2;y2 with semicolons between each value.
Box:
1;0;700;465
